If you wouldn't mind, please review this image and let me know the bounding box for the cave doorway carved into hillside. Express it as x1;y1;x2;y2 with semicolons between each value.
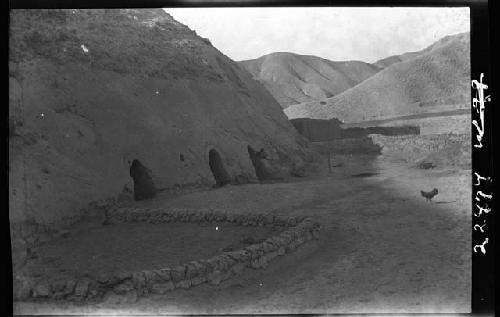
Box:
208;149;231;187
129;159;157;201
247;145;271;181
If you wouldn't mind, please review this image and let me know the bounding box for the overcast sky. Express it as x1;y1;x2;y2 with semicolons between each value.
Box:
164;7;469;63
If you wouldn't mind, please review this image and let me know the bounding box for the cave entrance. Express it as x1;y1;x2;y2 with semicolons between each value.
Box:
247;145;268;181
208;149;231;187
129;159;157;201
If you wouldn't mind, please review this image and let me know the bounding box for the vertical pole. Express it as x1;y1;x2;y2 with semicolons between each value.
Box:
328;119;332;174
328;150;332;173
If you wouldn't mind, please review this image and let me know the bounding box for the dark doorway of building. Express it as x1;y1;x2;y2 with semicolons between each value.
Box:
208;149;231;187
247;145;271;181
129;159;157;200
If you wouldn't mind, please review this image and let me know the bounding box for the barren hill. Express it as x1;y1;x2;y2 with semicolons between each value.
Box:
9;9;310;236
374;32;469;68
285;32;470;123
238;52;381;108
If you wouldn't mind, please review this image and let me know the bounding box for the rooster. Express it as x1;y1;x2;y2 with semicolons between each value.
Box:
421;188;438;202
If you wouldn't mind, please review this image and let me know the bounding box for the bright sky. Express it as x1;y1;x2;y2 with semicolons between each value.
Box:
164;7;469;63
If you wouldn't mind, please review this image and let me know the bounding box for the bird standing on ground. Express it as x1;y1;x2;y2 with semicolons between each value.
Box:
421;188;438;202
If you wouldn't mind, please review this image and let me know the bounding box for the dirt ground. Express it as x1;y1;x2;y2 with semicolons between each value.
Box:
22;223;281;283
15;154;471;314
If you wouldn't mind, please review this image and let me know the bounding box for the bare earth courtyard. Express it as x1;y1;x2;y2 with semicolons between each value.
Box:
15;154;471;315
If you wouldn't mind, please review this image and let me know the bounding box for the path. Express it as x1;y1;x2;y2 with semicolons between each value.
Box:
15;156;471;314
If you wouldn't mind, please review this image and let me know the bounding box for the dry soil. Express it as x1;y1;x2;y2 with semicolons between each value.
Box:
15;154;471;314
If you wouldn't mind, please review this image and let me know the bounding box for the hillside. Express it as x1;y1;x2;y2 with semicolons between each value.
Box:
374;32;469;68
285;32;470;123
238;52;381;108
9;9;311;238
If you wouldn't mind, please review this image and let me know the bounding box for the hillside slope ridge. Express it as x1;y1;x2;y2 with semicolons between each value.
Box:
9;9;310;233
374;32;469;68
285;32;470;122
239;52;381;108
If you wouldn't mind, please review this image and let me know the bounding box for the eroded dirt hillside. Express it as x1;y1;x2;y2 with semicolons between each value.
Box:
9;9;311;236
285;32;470;122
239;52;380;108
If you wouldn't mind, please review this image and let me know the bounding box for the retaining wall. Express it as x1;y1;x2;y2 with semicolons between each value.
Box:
370;134;469;160
15;208;321;301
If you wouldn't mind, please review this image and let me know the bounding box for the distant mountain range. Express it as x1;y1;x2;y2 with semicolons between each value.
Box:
239;52;381;108
283;32;470;123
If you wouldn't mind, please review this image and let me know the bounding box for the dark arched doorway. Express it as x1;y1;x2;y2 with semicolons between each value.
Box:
209;149;231;187
129;159;157;200
247;145;272;181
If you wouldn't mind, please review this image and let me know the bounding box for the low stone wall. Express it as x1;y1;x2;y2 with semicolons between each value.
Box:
370;133;468;155
290;118;342;142
16;208;321;301
312;137;382;155
369;133;470;163
290;118;419;142
340;125;420;139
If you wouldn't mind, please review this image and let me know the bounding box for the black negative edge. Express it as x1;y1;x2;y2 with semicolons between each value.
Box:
6;0;494;316
9;0;485;9
470;0;494;315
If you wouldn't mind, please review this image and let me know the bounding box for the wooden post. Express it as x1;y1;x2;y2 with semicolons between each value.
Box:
328;119;332;174
328;150;332;173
